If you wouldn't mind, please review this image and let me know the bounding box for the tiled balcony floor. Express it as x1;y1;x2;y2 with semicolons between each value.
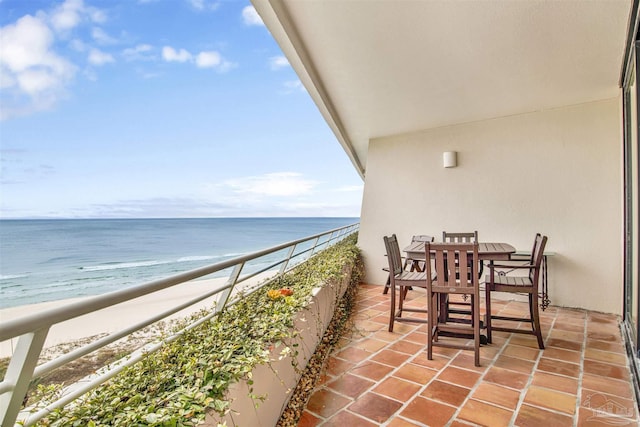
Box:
297;284;640;426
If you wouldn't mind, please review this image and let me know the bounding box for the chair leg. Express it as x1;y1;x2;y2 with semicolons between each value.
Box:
383;273;390;294
473;291;481;367
530;293;545;349
397;286;406;328
470;295;474;324
388;283;396;332
485;286;492;344
427;291;436;360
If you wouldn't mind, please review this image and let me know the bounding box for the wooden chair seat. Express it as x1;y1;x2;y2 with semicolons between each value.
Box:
396;270;429;282
487;274;533;288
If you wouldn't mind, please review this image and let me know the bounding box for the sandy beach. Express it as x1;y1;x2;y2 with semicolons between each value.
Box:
0;272;276;359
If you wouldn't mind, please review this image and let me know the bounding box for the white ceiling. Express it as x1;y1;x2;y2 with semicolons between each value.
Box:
253;0;632;177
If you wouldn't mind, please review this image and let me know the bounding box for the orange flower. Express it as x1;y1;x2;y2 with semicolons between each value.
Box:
279;288;293;297
267;289;282;300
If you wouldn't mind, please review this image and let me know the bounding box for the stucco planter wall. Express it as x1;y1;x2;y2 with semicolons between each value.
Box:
203;266;352;427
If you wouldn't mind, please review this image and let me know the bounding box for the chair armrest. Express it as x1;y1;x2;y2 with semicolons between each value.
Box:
489;263;536;270
488;263;538;278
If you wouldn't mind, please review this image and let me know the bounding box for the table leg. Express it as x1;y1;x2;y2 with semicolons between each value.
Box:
540;255;550;310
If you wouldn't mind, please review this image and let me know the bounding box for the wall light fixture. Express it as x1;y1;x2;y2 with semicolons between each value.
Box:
443;151;457;168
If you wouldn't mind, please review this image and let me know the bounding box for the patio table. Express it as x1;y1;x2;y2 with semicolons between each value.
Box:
403;241;516;263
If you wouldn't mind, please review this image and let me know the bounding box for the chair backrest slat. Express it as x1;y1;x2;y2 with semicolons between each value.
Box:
434;247;447;287
442;231;478;243
458;248;471;288
383;234;404;276
530;234;548;284
427;242;479;291
412;235;434;243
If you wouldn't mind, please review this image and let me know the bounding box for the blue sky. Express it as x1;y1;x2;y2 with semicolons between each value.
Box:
0;0;363;219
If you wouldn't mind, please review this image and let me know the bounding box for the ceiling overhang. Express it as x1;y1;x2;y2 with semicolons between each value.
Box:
253;0;632;178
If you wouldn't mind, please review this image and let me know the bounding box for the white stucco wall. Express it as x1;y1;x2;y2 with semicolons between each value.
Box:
358;98;623;314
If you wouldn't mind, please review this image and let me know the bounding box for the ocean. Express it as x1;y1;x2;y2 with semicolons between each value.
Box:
0;217;358;309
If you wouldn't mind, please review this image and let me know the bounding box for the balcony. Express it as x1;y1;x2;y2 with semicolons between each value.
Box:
293;284;639;426
2;225;638;426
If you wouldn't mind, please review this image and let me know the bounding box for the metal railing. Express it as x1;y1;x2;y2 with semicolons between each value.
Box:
0;222;359;426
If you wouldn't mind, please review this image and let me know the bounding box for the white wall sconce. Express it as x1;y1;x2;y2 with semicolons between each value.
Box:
443;151;457;168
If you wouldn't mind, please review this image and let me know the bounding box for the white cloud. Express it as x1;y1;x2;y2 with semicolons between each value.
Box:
162;47;235;72
16;69;59;95
49;0;106;31
0;0;112;120
196;51;236;72
1;15;55;73
1;151;57;186
224;172;317;197
138;70;161;79
122;44;154;61
284;80;303;90
91;27;117;45
88;48;114;66
83;68;98;81
269;55;289;70
195;51;220;68
88;8;107;24
242;6;264;26
162;46;192;63
189;0;221;11
0;14;76;119
215;60;236;73
190;0;205;10
49;0;84;32
69;38;86;52
282;79;305;94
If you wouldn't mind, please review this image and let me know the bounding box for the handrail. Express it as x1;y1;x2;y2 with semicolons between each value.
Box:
0;222;359;427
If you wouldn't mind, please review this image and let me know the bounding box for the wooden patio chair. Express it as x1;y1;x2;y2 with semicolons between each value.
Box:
425;242;482;366
382;234;433;294
384;234;430;332
484;233;548;349
442;231;482;320
405;234;434;272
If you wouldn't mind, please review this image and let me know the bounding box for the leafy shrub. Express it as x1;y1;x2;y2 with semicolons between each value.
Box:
37;234;361;426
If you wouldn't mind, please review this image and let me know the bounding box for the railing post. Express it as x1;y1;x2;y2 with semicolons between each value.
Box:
328;230;338;246
216;263;244;312
1;328;49;427
310;236;321;256
279;244;297;275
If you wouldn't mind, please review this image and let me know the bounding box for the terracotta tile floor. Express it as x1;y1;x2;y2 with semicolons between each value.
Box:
298;284;640;426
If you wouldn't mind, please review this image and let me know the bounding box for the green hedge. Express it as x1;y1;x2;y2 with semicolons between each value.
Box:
37;233;362;427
